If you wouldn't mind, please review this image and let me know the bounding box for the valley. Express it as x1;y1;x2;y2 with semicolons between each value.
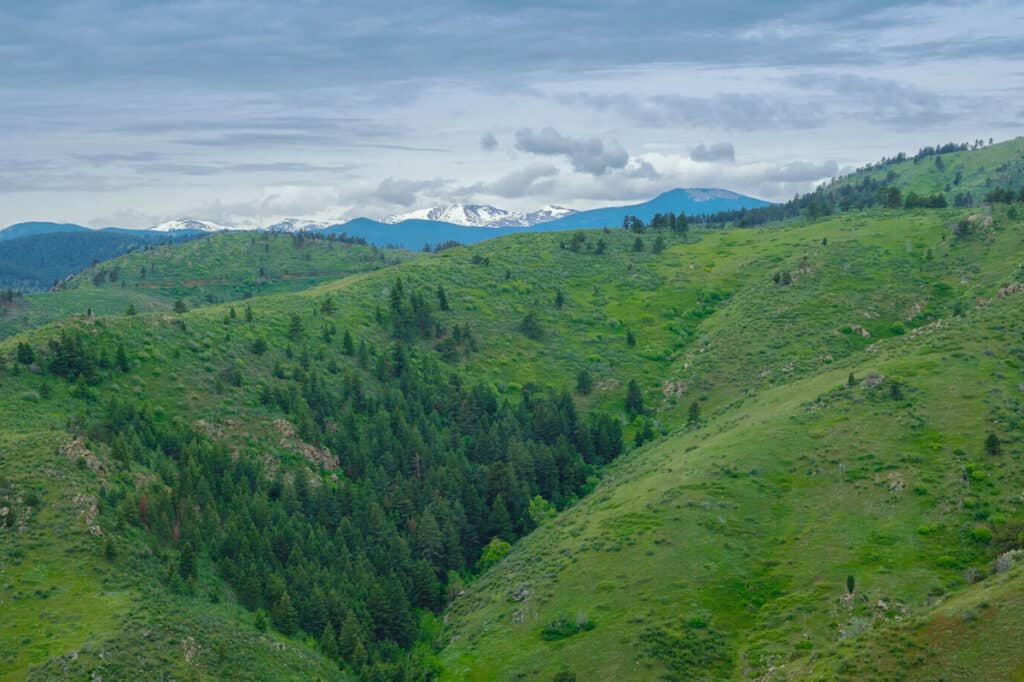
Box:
1;139;1023;681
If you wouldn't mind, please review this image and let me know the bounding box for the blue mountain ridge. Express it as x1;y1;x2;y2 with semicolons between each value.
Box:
323;188;770;249
2;188;771;250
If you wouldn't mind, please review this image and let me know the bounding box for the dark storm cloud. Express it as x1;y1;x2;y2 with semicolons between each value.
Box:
514;128;629;176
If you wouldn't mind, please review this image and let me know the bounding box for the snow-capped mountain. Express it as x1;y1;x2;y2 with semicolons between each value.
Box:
149;218;238;233
264;218;338;233
521;205;576;225
384;204;577;228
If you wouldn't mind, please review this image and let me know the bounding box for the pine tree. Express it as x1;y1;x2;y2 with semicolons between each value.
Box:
115;343;130;373
555;289;565;309
626;329;636;347
272;591;298;635
687;400;701;426
437;285;450;311
173;299;187;314
575;368;593;395
488;494;513;541
342;330;355;356
625;380;644;417
319;622;339;660
16;342;34;365
985;432;1001;456
288;313;304;340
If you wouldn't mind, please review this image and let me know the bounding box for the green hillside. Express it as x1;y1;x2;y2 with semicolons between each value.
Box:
0;231;418;340
1;141;1023;680
835;137;1024;203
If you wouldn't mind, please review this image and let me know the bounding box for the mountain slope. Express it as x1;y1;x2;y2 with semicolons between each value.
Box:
1;190;1022;680
0;231;418;339
539;188;770;230
437;206;1024;679
0;222;92;241
0;229;202;291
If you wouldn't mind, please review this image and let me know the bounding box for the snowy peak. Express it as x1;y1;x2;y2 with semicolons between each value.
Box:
385;204;517;227
522;205;576;224
149;218;236;233
265;218;337;233
384;203;578;228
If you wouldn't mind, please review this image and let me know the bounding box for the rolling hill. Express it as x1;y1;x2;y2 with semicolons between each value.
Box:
0;229;203;292
0;140;1022;680
0;222;93;242
0;231;419;340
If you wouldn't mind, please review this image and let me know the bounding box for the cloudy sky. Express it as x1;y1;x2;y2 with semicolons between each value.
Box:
2;1;1022;228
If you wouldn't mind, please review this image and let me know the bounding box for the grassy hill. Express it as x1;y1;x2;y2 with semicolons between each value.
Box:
0;231;418;340
834;137;1024;203
0;229;201;291
1;141;1023;680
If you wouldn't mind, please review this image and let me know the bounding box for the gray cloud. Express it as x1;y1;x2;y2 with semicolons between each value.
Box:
761;159;839;182
690;143;736;163
372;177;450;207
480;133;498;151
460;164;560;198
785;73;959;128
567;92;827;131
515;127;629;175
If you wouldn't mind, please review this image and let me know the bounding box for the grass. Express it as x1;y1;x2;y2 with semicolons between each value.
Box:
0;138;1022;678
0;231;419;340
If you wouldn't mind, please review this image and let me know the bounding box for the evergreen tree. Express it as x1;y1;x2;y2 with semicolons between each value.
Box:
520;312;543;340
632;237;644;252
437;285;450;311
272;591;298;636
173;298;187;314
319;622;339;660
115;343;130;373
288;313;304;340
625;380;644;417
575;368;593;395
626;329;636;348
16;342;34;365
985;432;1001;456
342;330;355;356
555;289;565;309
687;400;701;426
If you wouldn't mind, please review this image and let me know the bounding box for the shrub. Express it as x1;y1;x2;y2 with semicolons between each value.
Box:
970;525;993;544
541;614;594;641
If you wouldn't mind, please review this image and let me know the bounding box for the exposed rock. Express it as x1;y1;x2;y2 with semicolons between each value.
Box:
997;282;1023;298
994;549;1022;573
273;419;339;470
61;438;107;478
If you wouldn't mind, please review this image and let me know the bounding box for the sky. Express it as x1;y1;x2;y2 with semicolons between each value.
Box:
1;0;1022;228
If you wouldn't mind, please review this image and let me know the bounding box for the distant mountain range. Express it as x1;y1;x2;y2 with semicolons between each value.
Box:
1;188;771;250
384;204;577;228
